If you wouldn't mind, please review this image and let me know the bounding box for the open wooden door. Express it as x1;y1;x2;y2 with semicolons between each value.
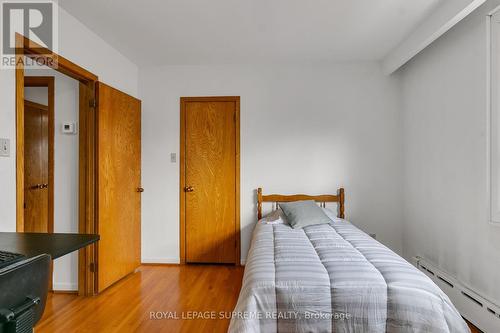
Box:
96;82;142;293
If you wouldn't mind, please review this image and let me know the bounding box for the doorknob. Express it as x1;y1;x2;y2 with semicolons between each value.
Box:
184;186;194;192
137;187;144;193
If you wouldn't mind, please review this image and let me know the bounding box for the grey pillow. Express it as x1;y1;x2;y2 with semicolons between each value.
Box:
279;200;331;229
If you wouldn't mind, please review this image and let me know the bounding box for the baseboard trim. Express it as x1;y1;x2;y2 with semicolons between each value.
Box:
141;257;180;264
52;282;78;292
51;290;78;294
141;257;246;265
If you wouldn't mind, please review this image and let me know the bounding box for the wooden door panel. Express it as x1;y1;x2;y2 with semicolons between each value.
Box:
24;101;49;233
184;100;237;263
97;82;141;293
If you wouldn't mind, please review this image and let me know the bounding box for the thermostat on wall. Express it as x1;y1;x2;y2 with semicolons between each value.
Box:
62;122;77;134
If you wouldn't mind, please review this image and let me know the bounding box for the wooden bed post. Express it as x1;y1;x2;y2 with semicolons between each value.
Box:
257;188;263;220
338;188;345;219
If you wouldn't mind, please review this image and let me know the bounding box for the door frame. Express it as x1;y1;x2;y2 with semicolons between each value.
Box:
15;34;98;295
24;76;55;234
179;96;240;265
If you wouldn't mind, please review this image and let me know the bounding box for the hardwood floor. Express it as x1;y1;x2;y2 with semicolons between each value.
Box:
467;321;482;333
36;265;244;333
37;264;483;333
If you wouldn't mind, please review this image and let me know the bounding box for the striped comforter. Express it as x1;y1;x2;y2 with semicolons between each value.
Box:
229;218;469;333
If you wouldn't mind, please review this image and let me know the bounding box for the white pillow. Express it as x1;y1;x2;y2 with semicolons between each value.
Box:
261;209;288;224
321;207;343;222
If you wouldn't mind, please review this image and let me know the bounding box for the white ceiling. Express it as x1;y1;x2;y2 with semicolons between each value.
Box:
58;0;444;67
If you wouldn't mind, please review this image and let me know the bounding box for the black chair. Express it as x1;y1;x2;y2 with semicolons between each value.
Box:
0;254;51;333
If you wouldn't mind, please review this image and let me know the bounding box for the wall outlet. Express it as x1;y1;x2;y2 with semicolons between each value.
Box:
0;138;10;157
170;153;176;163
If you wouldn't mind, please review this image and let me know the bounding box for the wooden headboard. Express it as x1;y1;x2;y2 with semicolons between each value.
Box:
257;188;345;219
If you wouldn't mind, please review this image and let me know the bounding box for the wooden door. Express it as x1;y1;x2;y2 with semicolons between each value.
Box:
24;100;49;232
181;97;240;264
97;82;142;292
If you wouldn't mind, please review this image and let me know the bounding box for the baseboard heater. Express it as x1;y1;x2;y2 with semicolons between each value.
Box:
413;256;500;333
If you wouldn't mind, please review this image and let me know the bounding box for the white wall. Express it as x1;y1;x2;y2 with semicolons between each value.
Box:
24;70;80;291
0;7;138;233
139;63;403;264
399;0;500;304
24;87;49;103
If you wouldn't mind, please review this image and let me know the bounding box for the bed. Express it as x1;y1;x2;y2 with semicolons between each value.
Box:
228;188;470;333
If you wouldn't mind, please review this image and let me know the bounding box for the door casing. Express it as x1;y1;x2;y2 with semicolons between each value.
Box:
15;34;98;295
179;96;240;265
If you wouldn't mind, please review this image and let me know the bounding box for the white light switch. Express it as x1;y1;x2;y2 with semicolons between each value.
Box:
170;153;176;163
0;138;10;157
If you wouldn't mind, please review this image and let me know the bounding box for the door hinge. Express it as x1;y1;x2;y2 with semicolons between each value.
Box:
90;262;97;273
234;113;236;122
89;99;96;108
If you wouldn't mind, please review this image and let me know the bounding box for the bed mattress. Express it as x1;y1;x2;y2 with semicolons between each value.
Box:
228;219;469;333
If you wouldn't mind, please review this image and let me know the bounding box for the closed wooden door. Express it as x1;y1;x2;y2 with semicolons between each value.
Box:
24;100;49;232
97;82;142;292
181;97;240;264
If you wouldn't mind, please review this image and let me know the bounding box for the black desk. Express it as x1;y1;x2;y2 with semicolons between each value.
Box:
0;233;99;259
